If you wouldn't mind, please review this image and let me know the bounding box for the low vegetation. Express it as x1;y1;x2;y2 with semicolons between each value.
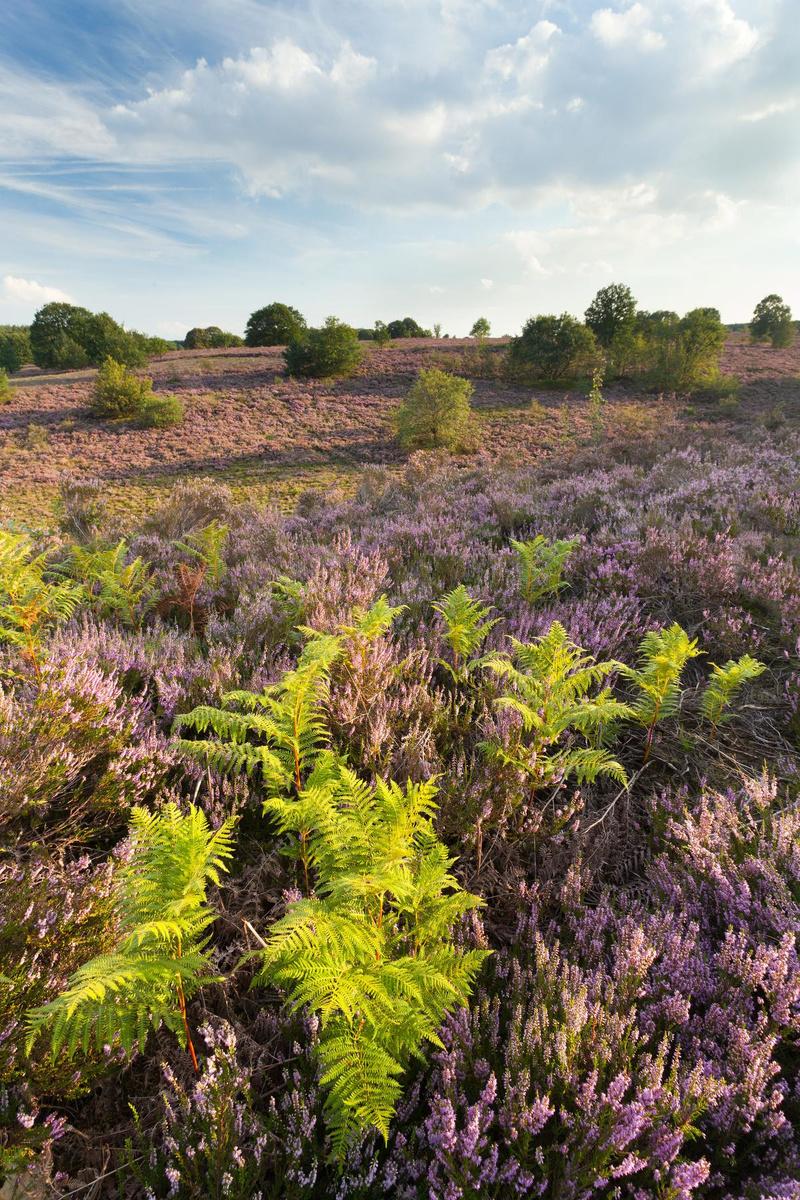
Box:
1;292;800;1199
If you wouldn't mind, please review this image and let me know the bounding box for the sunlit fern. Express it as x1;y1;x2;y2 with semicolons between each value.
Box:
432;584;498;681
700;653;766;733
26;804;236;1067
253;760;488;1157
482;621;631;792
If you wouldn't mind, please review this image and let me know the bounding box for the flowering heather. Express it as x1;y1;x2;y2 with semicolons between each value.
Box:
0;336;799;1197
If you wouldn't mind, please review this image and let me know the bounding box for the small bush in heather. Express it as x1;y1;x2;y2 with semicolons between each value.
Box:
136;391;185;428
508;313;597;384
0;369;10;404
91;356;154;417
396;367;476;451
750;293;795;348
470;316;491;339
284;316;362;378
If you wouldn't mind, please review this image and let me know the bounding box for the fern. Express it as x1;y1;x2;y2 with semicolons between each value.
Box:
511;535;578;604
0;530;84;674
254;761;488;1157
175;520;229;586
174;632;342;794
432;584;498;680
620;624;702;761
482;622;631;795
26;804;236;1068
62;539;154;627
700;653;766;732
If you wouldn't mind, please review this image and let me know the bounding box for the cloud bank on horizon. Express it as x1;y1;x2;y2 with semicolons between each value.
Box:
0;0;798;336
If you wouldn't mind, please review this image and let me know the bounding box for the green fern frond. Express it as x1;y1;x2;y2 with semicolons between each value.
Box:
26;803;236;1061
251;762;488;1157
511;535;578;604
432;584;498;678
700;653;766;729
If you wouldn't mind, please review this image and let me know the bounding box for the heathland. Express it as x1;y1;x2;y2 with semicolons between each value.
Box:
2;308;800;1199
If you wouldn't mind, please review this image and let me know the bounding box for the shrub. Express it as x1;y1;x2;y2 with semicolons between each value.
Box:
136;391;185;428
245;302;306;347
0;369;9;404
386;316;432;338
584;282;638;347
645;307;727;392
184;326;243;349
508;313;597;384
284;316;362;379
0;325;32;373
396;367;476;451
90;356;155;418
750;294;795;348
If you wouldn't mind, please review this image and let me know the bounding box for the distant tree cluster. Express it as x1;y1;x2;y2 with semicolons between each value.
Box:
28;303;170;371
387;317;432;339
184;327;243;350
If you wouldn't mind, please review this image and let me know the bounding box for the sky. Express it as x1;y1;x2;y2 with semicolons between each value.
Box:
1;0;798;337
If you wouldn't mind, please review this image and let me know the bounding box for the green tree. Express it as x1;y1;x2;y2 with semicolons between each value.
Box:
470;317;491;339
244;303;307;347
750;294;794;348
83;312;146;367
396;367;476;451
373;320;391;347
0;369;9;404
387;317;432;338
0;327;32;373
284;317;362;378
184;327;243;349
584;283;638;348
508;314;597;384
29;303;93;370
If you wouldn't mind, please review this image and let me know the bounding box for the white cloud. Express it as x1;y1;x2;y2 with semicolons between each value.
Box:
740;97;799;123
683;0;759;70
481;277;494;289
485;20;560;81
590;4;665;52
2;275;74;305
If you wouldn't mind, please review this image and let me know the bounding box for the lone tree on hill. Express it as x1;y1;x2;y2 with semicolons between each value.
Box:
245;303;307;347
470;317;491;339
750;295;794;348
585;283;638;348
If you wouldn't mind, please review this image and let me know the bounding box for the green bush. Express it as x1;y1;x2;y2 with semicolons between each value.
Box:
284;316;362;378
90;357;155;418
387;317;432;338
373;320;391;347
136;392;185;428
0;326;32;373
645;308;727;393
82;312;147;367
470;317;491;339
584;283;637;348
396;367;476;451
750;294;794;348
508;314;597;384
244;303;306;347
0;369;9;404
184;327;243;350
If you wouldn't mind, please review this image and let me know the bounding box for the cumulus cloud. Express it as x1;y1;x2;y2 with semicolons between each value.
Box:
2;275;74;305
590;4;665;52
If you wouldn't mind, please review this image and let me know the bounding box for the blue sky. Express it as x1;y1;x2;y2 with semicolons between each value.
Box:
1;0;798;337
